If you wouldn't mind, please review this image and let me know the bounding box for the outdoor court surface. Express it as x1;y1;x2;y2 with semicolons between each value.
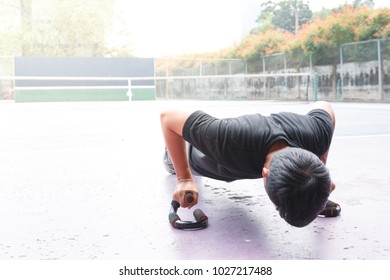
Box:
0;99;389;260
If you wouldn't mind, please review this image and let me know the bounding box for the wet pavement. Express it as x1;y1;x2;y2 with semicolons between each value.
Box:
0;100;389;260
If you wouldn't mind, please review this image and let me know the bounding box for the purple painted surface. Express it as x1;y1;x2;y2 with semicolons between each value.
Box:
0;100;389;260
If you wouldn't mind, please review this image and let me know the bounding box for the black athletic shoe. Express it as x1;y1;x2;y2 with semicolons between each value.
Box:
318;200;341;217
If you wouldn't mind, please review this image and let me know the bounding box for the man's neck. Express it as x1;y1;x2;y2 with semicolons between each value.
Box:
263;140;290;169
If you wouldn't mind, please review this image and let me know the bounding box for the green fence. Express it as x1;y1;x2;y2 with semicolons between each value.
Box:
155;38;390;102
340;38;390;101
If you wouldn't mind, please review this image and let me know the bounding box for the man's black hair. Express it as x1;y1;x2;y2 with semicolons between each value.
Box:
265;148;331;227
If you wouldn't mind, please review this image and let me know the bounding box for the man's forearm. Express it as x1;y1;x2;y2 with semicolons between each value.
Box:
160;110;199;207
160;110;193;181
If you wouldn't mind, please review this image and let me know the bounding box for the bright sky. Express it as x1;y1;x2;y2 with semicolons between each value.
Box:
114;0;389;57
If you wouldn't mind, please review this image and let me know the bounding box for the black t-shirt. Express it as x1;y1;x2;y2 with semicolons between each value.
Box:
182;109;333;182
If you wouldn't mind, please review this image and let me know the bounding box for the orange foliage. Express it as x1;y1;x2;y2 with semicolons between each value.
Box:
286;6;390;56
163;6;390;62
235;29;294;59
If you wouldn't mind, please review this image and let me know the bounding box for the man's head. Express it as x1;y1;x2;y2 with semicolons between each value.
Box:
263;148;331;227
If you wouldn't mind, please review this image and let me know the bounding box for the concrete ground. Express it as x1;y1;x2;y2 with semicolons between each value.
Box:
0;100;389;260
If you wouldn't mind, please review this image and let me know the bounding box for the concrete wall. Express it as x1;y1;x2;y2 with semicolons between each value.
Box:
155;60;389;102
156;75;312;101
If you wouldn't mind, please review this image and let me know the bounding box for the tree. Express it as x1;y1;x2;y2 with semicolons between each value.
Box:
25;0;115;56
20;0;32;55
235;29;294;60
354;8;390;40
0;0;132;57
352;0;374;9
256;0;312;34
288;6;390;96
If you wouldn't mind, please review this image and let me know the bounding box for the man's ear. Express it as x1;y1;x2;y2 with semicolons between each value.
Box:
262;167;269;178
330;181;336;193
